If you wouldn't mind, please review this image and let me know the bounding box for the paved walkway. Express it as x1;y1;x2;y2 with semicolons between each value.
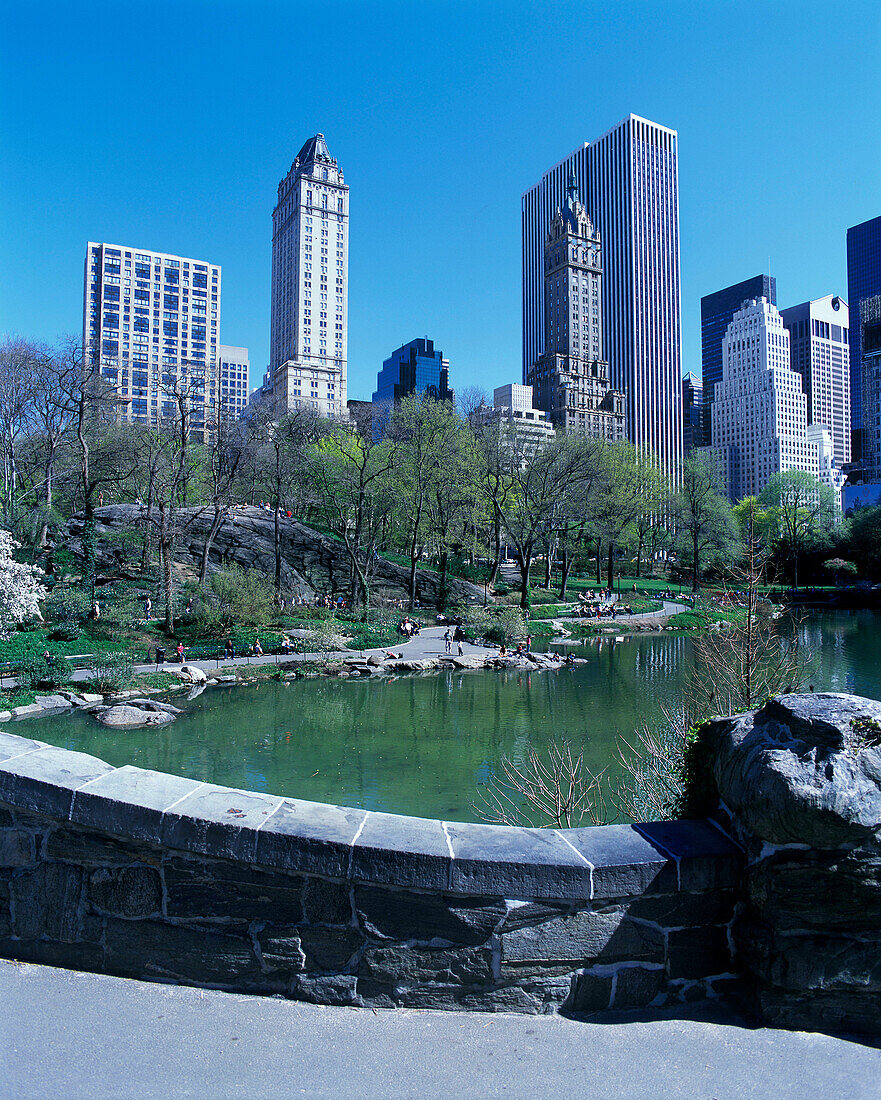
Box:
1;960;878;1099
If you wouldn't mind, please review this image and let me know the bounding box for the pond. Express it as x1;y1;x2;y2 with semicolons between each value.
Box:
20;611;881;824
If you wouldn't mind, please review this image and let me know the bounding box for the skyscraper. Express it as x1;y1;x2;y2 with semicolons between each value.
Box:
372;337;453;435
859;295;881;482
259;133;348;418
701;274;776;446
780;296;850;466
526;175;624;439
846;215;881;461
83;242;224;435
682;372;703;453
712;297;814;500
522;115;681;476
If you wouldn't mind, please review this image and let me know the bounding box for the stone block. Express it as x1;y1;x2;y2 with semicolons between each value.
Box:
667;924;731;980
88;866;162;918
445;821;591;900
352;812;451;891
302;877;352;926
747;850;881;932
299;926;364;971
635;820;742;891
255;797;366;879
164;856;304;923
12;704;44;718
256;928;306;972
0;732;47;763
359;943;493;986
612;964;666;1009
290;973;360;1006
161;784;284;863
0;808;13;827
46;825;163;867
496;900;574;932
501;907;664;970
558;824;677;898
0;934;104;973
12;863;85;942
104;917;260;985
355;886;504;945
567;969;614;1013
755;984;881;1039
34;695;72;710
0;828;35;867
71;765;203;844
628;889;737;930
0;746;115;819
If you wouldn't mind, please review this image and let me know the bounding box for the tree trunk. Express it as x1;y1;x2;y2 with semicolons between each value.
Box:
408;531;419;611
199;504;226;586
437;550;449;612
635;529;644;578
518;547;532;609
692;531;700;592
159;502;175;633
487;507;502;592
606;541;615;594
595;538;602;585
558;546;572;600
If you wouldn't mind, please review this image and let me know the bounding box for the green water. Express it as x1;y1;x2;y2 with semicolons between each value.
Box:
21;611;881;824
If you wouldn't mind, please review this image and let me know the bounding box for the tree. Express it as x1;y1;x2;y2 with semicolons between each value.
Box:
304;425;397;610
0;337;38;529
845;505;881;581
497;433;605;608
0;529;47;636
759;469;835;590
386;395;466;609
672;451;736;591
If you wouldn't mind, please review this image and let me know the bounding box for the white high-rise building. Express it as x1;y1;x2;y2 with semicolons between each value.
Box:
522;115;682;478
84;242;222;436
491;384;555;450
259;133;348;418
712;297;816;500
780;296;851;465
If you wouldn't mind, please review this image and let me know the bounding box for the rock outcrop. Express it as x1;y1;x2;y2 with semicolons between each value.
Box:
94;700;181;729
701;692;881;1036
62;505;484;608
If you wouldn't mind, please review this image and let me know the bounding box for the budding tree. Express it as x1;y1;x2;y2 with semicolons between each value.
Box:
0;529;46;636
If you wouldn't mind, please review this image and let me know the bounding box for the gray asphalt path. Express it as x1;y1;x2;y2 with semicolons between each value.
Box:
1;960;878;1099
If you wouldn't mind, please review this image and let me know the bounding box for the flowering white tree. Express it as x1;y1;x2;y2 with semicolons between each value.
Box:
0;530;46;636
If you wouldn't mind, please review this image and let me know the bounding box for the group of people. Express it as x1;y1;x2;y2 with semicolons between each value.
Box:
398;616;422;638
442;625;466;655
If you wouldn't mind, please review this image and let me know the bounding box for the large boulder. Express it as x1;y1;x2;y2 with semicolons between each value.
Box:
176;665;207;684
701;692;881;1036
94;704;177;729
62;505;485;608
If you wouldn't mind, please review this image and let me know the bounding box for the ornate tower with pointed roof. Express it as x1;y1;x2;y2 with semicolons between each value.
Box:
262;133;348;418
526;175;624;438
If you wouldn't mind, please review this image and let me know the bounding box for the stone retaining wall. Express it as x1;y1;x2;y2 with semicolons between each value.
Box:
0;729;742;1014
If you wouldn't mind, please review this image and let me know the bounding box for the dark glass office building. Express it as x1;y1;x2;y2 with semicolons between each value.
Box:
373;338;452;405
846;215;881;462
372;338;453;436
701;274;775;444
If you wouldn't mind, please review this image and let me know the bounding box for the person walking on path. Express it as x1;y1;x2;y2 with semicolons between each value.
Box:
443;628;452;654
144;595;153;619
453;624;465;656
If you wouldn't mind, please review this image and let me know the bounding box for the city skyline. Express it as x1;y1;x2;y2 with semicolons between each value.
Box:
1;1;878;405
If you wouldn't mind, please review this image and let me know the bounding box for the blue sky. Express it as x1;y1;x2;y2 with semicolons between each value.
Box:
1;0;879;401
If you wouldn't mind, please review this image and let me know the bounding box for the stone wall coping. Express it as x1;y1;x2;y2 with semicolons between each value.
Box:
0;730;742;900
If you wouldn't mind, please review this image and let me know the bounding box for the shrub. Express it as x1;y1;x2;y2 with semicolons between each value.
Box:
44;588;91;627
19;650;71;690
461;606;527;646
206;565;276;630
49;622;81;642
85;651;135;694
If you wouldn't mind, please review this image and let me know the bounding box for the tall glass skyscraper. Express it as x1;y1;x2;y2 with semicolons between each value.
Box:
372;338;452;437
522;115;681;478
846;215;881;461
701;274;775;447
